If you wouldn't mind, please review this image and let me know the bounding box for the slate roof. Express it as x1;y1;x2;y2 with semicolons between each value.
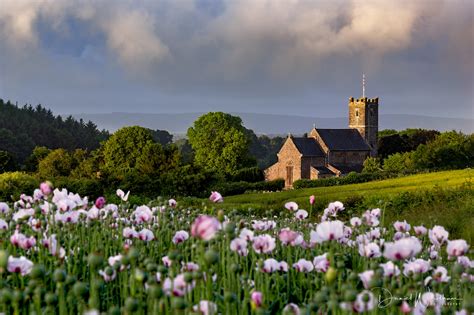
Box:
291;137;325;156
310;164;335;175
316;129;370;151
331;164;364;174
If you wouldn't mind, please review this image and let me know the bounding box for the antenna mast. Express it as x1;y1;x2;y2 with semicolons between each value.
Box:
362;73;366;98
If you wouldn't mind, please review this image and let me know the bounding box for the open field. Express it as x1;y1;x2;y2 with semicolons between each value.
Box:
0;182;472;314
187;169;474;242
203;169;473;210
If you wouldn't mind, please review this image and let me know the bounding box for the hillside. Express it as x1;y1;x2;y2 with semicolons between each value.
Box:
74;112;474;134
205;169;473;209
0;99;109;163
192;169;474;241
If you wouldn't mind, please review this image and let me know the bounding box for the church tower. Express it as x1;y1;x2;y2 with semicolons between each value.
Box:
348;75;378;156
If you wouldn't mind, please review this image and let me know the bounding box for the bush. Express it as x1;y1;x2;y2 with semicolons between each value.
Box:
159;165;220;198
0;172;39;201
211;179;284;196
293;172;396;189
53;177;104;199
230;167;264;183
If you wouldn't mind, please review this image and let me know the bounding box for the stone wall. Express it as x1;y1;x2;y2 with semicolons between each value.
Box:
328;150;369;165
301;156;326;179
264;137;302;187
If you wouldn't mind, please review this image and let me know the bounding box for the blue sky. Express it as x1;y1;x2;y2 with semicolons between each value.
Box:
0;0;472;118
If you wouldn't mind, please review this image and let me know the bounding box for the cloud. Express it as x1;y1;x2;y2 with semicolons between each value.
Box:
0;0;472;114
0;0;169;72
99;9;169;73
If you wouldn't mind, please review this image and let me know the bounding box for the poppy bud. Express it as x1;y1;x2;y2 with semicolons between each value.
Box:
0;250;8;271
134;269;146;283
125;297;139;312
325;267;337;284
45;292;57;305
108;306;121;315
171;297;187;310
88;253;104;269
204;249;219;265
30;265;46;280
217;209;225;222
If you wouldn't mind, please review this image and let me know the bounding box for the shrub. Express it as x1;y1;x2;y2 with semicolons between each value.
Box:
53;177;104;199
293;172;397;189
0;172;39;201
230;167;264;183
211;179;284;196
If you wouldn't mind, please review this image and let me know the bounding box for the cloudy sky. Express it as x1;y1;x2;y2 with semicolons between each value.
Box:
0;0;472;118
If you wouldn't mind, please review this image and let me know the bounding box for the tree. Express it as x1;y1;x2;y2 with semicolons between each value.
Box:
362;157;381;173
102;126;156;174
175;138;194;164
412;131;473;170
24;146;51;172
38;149;77;178
149;129;173;146
101;126;180;176
383;152;413;173
0;151;17;173
187;112;253;175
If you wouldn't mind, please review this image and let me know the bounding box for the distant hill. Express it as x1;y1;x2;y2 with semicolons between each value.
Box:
74;112;474;135
0;99;109;163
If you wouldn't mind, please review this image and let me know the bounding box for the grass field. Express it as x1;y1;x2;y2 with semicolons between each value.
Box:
203;169;473;210
187;169;474;242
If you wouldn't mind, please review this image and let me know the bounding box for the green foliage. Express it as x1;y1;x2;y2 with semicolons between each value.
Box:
187;112;253;175
101;126;179;178
230;167;264;183
0;151;17;173
210;179;285;196
377;129;398;137
383;152;414;173
203;169;472;213
293;171;395;189
378;128;440;160
174;138;194;164
38;149;78;179
250;135;285;169
102;126;155;174
53;177;103;199
24;146;51;172
0;172;39;201
362;157;381;173
0;99;108;164
159;165;220;197
412;131;474;170
148;129;173;146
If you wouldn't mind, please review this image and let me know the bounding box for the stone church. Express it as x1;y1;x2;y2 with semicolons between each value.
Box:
265;96;379;187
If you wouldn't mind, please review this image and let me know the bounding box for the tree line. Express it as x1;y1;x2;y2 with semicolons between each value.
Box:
0;99;472;199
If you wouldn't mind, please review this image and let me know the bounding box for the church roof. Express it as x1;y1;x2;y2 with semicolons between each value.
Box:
291;137;325;156
330;164;365;174
316;129;371;151
311;164;335;175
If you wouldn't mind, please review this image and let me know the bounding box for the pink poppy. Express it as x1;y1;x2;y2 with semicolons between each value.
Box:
8;256;33;276
447;240;469;257
252;234;276;254
383;237;422;261
172;230;189;244
209;191;223;203
191;215;220;241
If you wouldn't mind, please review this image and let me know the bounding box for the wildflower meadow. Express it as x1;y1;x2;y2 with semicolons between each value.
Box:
0;182;472;314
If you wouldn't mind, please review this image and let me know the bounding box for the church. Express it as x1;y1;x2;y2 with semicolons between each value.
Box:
264;95;379;188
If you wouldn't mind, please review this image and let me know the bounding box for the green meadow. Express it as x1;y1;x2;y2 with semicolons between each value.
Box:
190;169;474;242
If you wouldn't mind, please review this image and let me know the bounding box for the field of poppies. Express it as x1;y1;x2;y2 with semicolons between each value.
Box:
0;183;472;315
